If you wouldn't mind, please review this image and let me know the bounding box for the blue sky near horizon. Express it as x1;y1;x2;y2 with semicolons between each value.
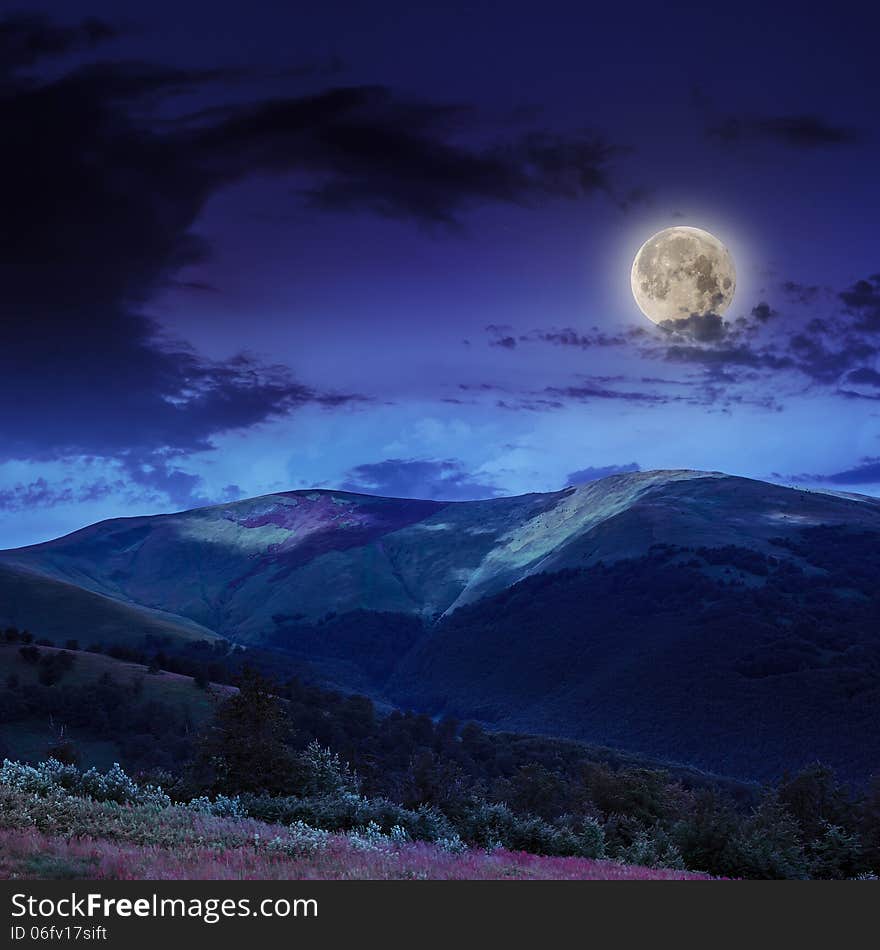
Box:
2;1;880;547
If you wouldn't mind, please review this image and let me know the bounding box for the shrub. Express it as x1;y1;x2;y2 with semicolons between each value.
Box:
0;759;169;809
240;791;457;844
456;800;604;858
186;794;247;819
612;824;686;870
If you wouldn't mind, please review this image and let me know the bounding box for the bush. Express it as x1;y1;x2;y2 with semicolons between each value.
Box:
612;824;685;870
456;801;604;858
240;790;456;843
0;759;169;809
185;794;247;819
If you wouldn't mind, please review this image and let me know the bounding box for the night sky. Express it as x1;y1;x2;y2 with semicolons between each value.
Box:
2;1;880;547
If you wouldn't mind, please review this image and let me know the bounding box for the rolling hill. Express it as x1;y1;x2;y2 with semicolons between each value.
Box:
0;562;221;650
0;641;227;769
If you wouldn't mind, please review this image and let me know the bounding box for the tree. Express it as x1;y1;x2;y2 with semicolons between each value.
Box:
294;740;359;797
674;789;740;876
777;763;853;840
193;669;296;795
724;795;810;879
858;775;880;873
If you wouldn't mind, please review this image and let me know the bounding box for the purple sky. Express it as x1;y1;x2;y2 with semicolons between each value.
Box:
2;1;880;547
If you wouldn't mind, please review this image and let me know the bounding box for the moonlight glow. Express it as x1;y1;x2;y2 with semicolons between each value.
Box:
631;226;736;325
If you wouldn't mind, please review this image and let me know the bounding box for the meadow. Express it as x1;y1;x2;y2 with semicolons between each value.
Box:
0;766;712;881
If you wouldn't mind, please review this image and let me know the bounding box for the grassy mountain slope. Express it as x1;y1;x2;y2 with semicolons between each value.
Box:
0;562;220;649
3;471;879;649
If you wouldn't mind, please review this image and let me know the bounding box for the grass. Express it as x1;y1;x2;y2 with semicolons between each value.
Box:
0;826;717;881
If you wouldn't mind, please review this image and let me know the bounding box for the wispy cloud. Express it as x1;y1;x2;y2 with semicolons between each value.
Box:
708;114;866;149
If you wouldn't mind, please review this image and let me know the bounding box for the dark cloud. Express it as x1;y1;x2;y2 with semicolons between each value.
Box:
658;312;726;342
543;383;668;404
790;458;880;486
120;459;244;508
845;367;880;388
839;276;880;332
0;464;246;512
486;323;633;352
1;28;364;490
520;327;629;349
479;269;880;413
708;114;866;149
0;13;626;507
750;302;778;322
459;379;669;410
0;12;118;70
495;398;566;411
340;458;503;500
657;331;878;393
486;325;518;349
786;332;877;385
661;343;793;374
625;272;880;404
781;281;822;306
0;476;121;512
565;462;640;485
287;115;621;224
457;381;561;412
821;458;880;485
482;324;634;354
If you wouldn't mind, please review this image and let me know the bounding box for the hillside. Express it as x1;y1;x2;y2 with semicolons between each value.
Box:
390;531;880;784
0;562;220;651
0;641;227;770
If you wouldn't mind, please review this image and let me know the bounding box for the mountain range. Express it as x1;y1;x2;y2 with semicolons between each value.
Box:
4;469;880;784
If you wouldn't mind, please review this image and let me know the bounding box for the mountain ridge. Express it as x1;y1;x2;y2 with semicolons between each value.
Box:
3;469;880;643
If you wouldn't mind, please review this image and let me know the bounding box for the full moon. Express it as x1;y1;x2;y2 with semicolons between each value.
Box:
630;226;736;326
